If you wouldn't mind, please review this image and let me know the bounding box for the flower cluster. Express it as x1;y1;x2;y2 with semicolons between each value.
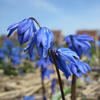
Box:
50;47;91;78
7;18;54;59
7;17;94;79
0;39;28;66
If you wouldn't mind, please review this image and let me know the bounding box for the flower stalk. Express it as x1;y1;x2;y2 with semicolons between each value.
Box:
51;49;65;100
41;66;46;100
71;75;76;100
29;17;41;28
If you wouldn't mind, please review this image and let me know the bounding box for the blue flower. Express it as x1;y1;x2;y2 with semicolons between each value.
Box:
36;27;54;58
7;18;37;45
0;49;4;60
1;39;32;66
11;57;21;66
36;58;54;81
50;47;79;78
50;47;91;78
0;53;4;60
3;39;14;56
64;34;94;57
10;47;27;66
51;78;56;93
98;40;100;47
23;96;35;100
4;39;14;49
10;47;22;66
25;27;54;58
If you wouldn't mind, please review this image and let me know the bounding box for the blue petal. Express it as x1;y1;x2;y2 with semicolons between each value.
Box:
43;48;48;58
36;28;48;57
57;47;79;59
56;48;79;64
23;26;33;44
64;35;72;44
36;43;43;57
7;27;17;37
46;28;54;48
73;38;91;53
83;62;91;72
81;41;91;49
36;28;48;48
76;34;94;42
24;35;36;58
18;19;32;35
7;22;19;30
55;55;72;78
68;63;82;77
76;60;88;74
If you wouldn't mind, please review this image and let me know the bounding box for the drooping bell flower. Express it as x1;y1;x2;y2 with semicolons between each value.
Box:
7;18;37;45
50;47;79;78
36;58;54;81
36;27;54;58
50;47;91;78
64;34;94;57
25;27;54;58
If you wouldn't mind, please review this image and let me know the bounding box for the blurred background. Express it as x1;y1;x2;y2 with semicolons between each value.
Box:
0;0;100;100
0;0;100;36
